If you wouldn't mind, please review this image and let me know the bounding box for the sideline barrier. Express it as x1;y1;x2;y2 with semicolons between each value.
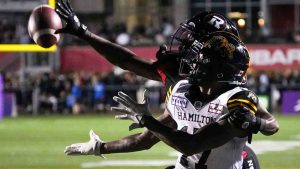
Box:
3;93;18;118
281;91;300;115
0;74;3;119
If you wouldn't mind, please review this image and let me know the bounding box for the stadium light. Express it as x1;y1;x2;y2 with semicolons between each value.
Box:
237;19;246;28
0;0;57;52
258;18;265;27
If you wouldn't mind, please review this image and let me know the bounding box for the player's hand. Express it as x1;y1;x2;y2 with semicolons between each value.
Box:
111;90;152;130
64;130;105;157
227;108;262;134
156;44;180;61
55;0;88;37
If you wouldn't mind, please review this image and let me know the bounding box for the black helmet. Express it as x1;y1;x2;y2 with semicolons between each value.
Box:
187;11;239;37
179;31;249;86
171;11;239;47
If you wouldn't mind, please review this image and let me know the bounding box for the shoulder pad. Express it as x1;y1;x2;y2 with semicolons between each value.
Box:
164;80;190;105
227;90;258;115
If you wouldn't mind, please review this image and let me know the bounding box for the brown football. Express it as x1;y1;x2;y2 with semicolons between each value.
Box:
28;5;62;48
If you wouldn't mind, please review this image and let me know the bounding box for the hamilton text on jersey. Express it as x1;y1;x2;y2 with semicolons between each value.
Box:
176;107;217;124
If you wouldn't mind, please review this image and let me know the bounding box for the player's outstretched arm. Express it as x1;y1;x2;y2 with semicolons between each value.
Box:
55;0;160;81
142;110;248;156
64;129;160;156
64;110;175;156
114;107;245;156
100;111;175;154
112;91;245;156
111;90;279;156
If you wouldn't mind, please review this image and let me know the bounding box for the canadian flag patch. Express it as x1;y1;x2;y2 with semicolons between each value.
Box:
208;103;223;114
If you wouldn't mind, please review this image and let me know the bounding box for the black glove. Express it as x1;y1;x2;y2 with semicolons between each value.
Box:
156;44;168;60
227;107;261;134
156;44;181;61
55;0;89;37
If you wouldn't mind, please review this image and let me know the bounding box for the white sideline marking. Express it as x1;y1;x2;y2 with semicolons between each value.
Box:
81;140;300;168
168;140;300;156
168;151;180;157
294;134;300;140
247;140;300;154
81;160;176;168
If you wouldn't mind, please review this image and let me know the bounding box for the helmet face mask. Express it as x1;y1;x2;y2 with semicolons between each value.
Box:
189;32;249;86
174;31;249;86
171;22;205;77
165;11;248;85
172;22;196;43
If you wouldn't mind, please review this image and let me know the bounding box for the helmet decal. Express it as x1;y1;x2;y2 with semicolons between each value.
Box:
205;14;227;30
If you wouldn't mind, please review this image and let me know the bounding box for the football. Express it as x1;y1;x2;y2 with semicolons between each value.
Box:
28;5;62;48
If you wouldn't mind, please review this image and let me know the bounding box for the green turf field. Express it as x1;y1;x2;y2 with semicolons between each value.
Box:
0;114;300;169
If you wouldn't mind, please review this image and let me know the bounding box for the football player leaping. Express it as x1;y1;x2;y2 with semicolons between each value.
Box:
110;32;279;169
56;0;279;168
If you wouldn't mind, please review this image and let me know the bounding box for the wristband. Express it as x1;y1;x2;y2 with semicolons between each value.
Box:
79;25;92;39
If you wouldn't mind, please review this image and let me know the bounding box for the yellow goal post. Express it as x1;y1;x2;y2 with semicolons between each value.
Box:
0;0;57;52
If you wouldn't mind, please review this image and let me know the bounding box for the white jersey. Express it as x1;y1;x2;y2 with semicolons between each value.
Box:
166;80;248;169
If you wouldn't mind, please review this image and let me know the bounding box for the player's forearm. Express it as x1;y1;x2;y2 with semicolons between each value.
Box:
101;132;159;154
256;104;279;135
80;31;161;81
142;116;235;156
142;116;196;155
258;116;279;135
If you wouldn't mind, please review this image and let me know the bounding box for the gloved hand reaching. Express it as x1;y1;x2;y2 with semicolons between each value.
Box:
111;90;152;130
55;0;89;37
64;130;105;157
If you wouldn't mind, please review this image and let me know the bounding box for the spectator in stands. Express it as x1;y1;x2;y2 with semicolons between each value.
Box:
67;75;82;114
258;71;270;94
290;70;300;85
122;71;138;100
92;74;106;111
160;17;174;38
115;23;131;46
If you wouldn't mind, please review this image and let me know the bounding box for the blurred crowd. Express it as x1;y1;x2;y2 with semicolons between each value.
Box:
2;15;300;46
0;16;175;46
2;69;300;115
61;17;175;47
0;20;31;44
2;68;164;115
247;69;300;95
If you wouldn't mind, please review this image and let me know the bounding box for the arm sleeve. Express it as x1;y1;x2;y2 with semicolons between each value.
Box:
227;90;259;115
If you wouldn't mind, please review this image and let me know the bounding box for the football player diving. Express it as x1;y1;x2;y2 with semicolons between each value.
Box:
55;0;279;168
110;31;279;169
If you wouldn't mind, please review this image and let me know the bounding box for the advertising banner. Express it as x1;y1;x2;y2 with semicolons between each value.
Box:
248;44;300;70
281;91;300;115
60;45;300;73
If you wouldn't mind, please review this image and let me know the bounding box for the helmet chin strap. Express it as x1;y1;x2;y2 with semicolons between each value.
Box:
197;82;224;96
199;86;212;95
197;80;240;97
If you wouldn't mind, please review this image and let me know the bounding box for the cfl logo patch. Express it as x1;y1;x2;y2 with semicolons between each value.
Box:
171;96;188;108
208;103;223;114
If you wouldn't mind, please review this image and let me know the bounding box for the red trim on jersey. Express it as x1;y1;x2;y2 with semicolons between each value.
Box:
157;68;167;86
242;150;248;159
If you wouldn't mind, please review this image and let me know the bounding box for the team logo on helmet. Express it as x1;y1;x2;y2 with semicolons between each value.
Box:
204;14;227;31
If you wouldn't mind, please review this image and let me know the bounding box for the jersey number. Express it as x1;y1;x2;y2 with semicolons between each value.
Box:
180;126;212;169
